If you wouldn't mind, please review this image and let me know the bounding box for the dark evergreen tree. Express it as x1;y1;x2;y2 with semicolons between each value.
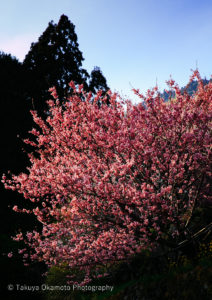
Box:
89;66;109;94
0;52;45;298
89;66;110;106
0;52;31;173
0;51;39;241
23;14;89;114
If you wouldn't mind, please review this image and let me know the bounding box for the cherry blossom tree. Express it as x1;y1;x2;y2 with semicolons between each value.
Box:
2;71;212;284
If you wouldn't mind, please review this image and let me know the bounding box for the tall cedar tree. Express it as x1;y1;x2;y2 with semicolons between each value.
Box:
23;14;89;115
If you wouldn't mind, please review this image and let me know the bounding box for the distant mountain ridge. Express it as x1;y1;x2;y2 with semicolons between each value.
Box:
160;78;211;101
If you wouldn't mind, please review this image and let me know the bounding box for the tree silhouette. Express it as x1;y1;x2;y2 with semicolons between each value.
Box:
0;52;31;174
0;52;45;299
23;14;89;115
89;66;109;94
89;66;110;106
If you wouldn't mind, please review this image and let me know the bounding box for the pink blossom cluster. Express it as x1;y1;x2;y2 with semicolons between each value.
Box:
2;71;212;284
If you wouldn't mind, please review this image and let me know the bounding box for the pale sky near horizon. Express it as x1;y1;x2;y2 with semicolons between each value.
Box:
1;0;212;104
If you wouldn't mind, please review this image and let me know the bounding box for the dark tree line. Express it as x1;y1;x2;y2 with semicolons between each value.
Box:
0;14;109;299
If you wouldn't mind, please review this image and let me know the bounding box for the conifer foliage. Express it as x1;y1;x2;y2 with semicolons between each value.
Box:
23;15;89;113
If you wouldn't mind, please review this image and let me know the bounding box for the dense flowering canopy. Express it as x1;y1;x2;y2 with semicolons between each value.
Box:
2;71;212;284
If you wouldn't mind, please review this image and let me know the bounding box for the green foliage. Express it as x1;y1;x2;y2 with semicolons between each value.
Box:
42;238;212;300
110;239;212;300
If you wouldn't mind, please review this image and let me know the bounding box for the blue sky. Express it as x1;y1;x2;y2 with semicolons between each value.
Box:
1;0;212;103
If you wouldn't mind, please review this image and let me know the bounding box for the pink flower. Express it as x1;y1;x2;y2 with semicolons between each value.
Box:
144;219;149;225
12;205;18;212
